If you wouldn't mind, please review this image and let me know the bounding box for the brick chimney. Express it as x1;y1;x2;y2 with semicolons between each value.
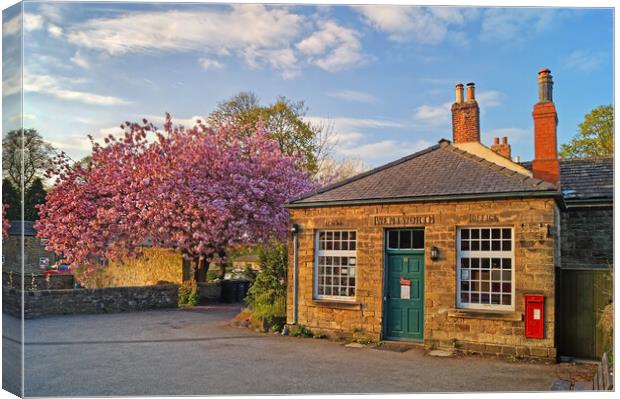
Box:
532;68;559;185
452;82;480;143
491;136;511;159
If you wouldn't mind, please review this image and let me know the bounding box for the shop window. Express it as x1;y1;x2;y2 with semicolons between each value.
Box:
315;230;357;300
387;229;424;250
457;227;514;310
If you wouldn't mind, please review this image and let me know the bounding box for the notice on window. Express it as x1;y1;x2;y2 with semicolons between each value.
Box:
533;309;541;320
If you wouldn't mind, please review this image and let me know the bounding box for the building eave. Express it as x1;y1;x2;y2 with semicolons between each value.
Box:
286;190;561;209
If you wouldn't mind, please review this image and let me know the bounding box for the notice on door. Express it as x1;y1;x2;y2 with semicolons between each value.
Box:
400;277;411;299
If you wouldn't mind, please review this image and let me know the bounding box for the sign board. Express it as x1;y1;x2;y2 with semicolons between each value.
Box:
39;257;50;269
533;309;541;320
373;215;435;226
400;277;411;299
468;214;499;223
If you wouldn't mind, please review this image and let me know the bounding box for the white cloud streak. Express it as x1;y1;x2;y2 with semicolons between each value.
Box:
23;74;129;105
328;90;378;103
297;20;366;71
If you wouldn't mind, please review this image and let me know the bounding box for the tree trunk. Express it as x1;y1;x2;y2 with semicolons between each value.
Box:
217;250;227;278
194;257;209;283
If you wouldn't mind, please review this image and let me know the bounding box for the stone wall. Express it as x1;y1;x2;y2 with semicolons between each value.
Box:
287;197;558;359
74;248;188;288
2;236;59;274
2;284;178;319
2;270;74;290
561;207;613;270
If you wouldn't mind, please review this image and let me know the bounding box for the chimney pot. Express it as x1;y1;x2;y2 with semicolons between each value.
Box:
501;136;508;144
537;68;553;103
466;82;475;101
493;137;500;145
455;83;464;104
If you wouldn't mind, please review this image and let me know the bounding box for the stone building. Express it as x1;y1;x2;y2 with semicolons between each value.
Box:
2;221;58;274
285;69;613;360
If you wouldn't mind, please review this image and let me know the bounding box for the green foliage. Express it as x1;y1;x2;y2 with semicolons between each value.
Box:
25;178;46;221
244;240;287;323
208;92;324;174
2;179;20;220
206;270;219;281
560;105;613;159
290;324;313;338
178;280;198;306
243;266;258;283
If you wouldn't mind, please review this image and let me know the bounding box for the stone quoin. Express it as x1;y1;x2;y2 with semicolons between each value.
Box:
284;68;613;361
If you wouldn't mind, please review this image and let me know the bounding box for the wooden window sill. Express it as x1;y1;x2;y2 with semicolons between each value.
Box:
448;308;522;321
311;299;361;310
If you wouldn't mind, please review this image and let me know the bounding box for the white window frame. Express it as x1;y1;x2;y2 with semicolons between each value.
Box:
457;227;515;311
314;230;357;301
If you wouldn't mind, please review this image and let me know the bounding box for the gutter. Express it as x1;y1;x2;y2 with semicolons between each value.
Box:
285;190;561;209
291;224;300;325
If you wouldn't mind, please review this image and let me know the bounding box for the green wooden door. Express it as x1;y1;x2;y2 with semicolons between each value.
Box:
558;269;612;359
384;246;425;341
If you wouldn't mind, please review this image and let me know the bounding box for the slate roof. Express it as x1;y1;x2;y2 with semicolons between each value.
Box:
8;221;36;236
522;158;613;204
289;140;557;207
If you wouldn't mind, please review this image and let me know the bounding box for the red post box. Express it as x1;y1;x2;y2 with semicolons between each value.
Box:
525;295;545;339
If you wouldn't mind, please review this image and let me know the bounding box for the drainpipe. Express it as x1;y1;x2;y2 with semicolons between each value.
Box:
291;223;300;325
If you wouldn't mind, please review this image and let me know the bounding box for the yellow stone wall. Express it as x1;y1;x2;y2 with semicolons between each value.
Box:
74;248;186;288
287;197;558;359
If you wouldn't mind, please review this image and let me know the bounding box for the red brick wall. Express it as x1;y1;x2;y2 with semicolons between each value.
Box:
532;102;559;184
451;101;480;143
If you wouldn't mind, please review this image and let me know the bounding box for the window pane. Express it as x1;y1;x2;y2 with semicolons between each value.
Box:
502;240;511;251
502;258;512;269
471;229;480;239
461;258;470;268
481;229;490;239
350;232;356;240
481;293;490;303
471;258;479;268
491;240;501;251
461;229;470;239
412;230;424;248
461;240;469;250
481;240;490;251
334;241;340;250
502;295;511;305
491;294;501;304
316;230;357;299
349;241;356;250
502;229;511;239
341;232;348;241
399;230;411;249
471;240;480;250
388;231;398;248
461;292;469;303
491;229;501;239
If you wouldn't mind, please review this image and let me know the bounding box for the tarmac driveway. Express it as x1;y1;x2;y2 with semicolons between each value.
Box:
4;305;559;396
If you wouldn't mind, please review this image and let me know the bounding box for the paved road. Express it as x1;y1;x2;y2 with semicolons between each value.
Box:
3;305;559;396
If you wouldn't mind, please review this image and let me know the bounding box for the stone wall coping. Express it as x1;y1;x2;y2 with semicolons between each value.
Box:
448;308;523;322
311;299;362;310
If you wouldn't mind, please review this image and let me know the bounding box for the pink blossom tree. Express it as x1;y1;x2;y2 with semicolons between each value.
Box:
35;115;314;280
34;119;163;268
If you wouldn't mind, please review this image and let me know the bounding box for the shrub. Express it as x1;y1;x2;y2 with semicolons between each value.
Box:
178;280;198;306
244;240;287;324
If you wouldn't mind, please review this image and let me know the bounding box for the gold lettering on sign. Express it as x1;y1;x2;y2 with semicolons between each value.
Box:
468;214;499;223
373;215;435;226
325;219;344;227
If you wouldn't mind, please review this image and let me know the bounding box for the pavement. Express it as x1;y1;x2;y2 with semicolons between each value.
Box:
2;305;561;397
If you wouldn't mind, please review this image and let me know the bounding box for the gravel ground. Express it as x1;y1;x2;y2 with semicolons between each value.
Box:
2;305;561;397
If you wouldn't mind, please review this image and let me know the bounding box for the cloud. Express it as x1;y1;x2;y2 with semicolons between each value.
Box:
480;8;560;43
339;139;432;162
328;90;378;103
198;57;224;70
562;50;607;72
297;20;366;72
9;113;36;123
305;116;406;131
70;51;90;69
23;74;129;105
3;14;21;36
356;6;476;45
414;102;452;124
47;24;63;38
414;90;502;125
64;4;308;78
143;114;208;128
24;13;44;31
